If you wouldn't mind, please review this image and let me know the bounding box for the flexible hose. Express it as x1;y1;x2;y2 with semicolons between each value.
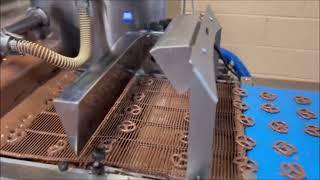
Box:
220;47;251;77
11;9;91;70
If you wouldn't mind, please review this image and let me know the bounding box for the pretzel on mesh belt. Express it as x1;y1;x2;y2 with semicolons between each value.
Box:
47;139;68;156
97;139;117;154
236;114;255;126
124;104;142;116
294;96;311;105
6;128;26;145
117;120;137;133
259;91;277;101
139;78;154;86
132;92;146;102
235;135;256;150
18;114;34;129
280;162;305;180
183;112;190;122
233;156;258;173
272;140;297;156
296;108;317;120
179;131;188;144
233;88;248;97
233;100;249;111
269;120;288;133
171;152;187;169
304;124;320;137
260;103;280;114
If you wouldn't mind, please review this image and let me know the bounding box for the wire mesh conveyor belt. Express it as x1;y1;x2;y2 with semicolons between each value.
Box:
0;76;241;179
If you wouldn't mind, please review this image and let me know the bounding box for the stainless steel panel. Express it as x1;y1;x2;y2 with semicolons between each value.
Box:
189;8;220;97
103;0;166;46
187;6;221;179
150;15;199;93
188;71;218;179
53;33;157;154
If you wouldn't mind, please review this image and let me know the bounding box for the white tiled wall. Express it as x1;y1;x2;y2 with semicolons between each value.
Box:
168;0;320;83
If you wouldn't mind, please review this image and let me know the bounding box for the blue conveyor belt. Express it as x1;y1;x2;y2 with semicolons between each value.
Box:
241;85;319;179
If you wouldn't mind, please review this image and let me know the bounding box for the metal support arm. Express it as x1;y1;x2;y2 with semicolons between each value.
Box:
150;6;221;179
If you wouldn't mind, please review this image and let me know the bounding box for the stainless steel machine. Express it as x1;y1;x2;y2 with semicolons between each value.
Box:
0;0;243;179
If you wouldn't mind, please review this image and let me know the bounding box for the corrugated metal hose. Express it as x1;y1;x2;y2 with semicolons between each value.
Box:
11;9;91;70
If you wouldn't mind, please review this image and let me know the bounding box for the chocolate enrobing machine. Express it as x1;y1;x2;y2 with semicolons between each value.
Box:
0;1;242;179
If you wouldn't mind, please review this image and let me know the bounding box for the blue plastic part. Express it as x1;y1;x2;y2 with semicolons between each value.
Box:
220;47;251;77
122;11;134;24
241;85;320;179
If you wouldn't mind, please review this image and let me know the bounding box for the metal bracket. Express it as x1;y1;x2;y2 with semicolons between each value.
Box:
187;6;221;179
0;29;24;57
150;14;199;93
150;6;221;179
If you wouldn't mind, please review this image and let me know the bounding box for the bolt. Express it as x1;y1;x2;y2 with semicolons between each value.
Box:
242;77;251;81
92;161;100;168
188;60;192;64
199;13;205;20
57;162;69;172
201;48;207;54
209;17;214;21
91;160;105;175
92;146;106;161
